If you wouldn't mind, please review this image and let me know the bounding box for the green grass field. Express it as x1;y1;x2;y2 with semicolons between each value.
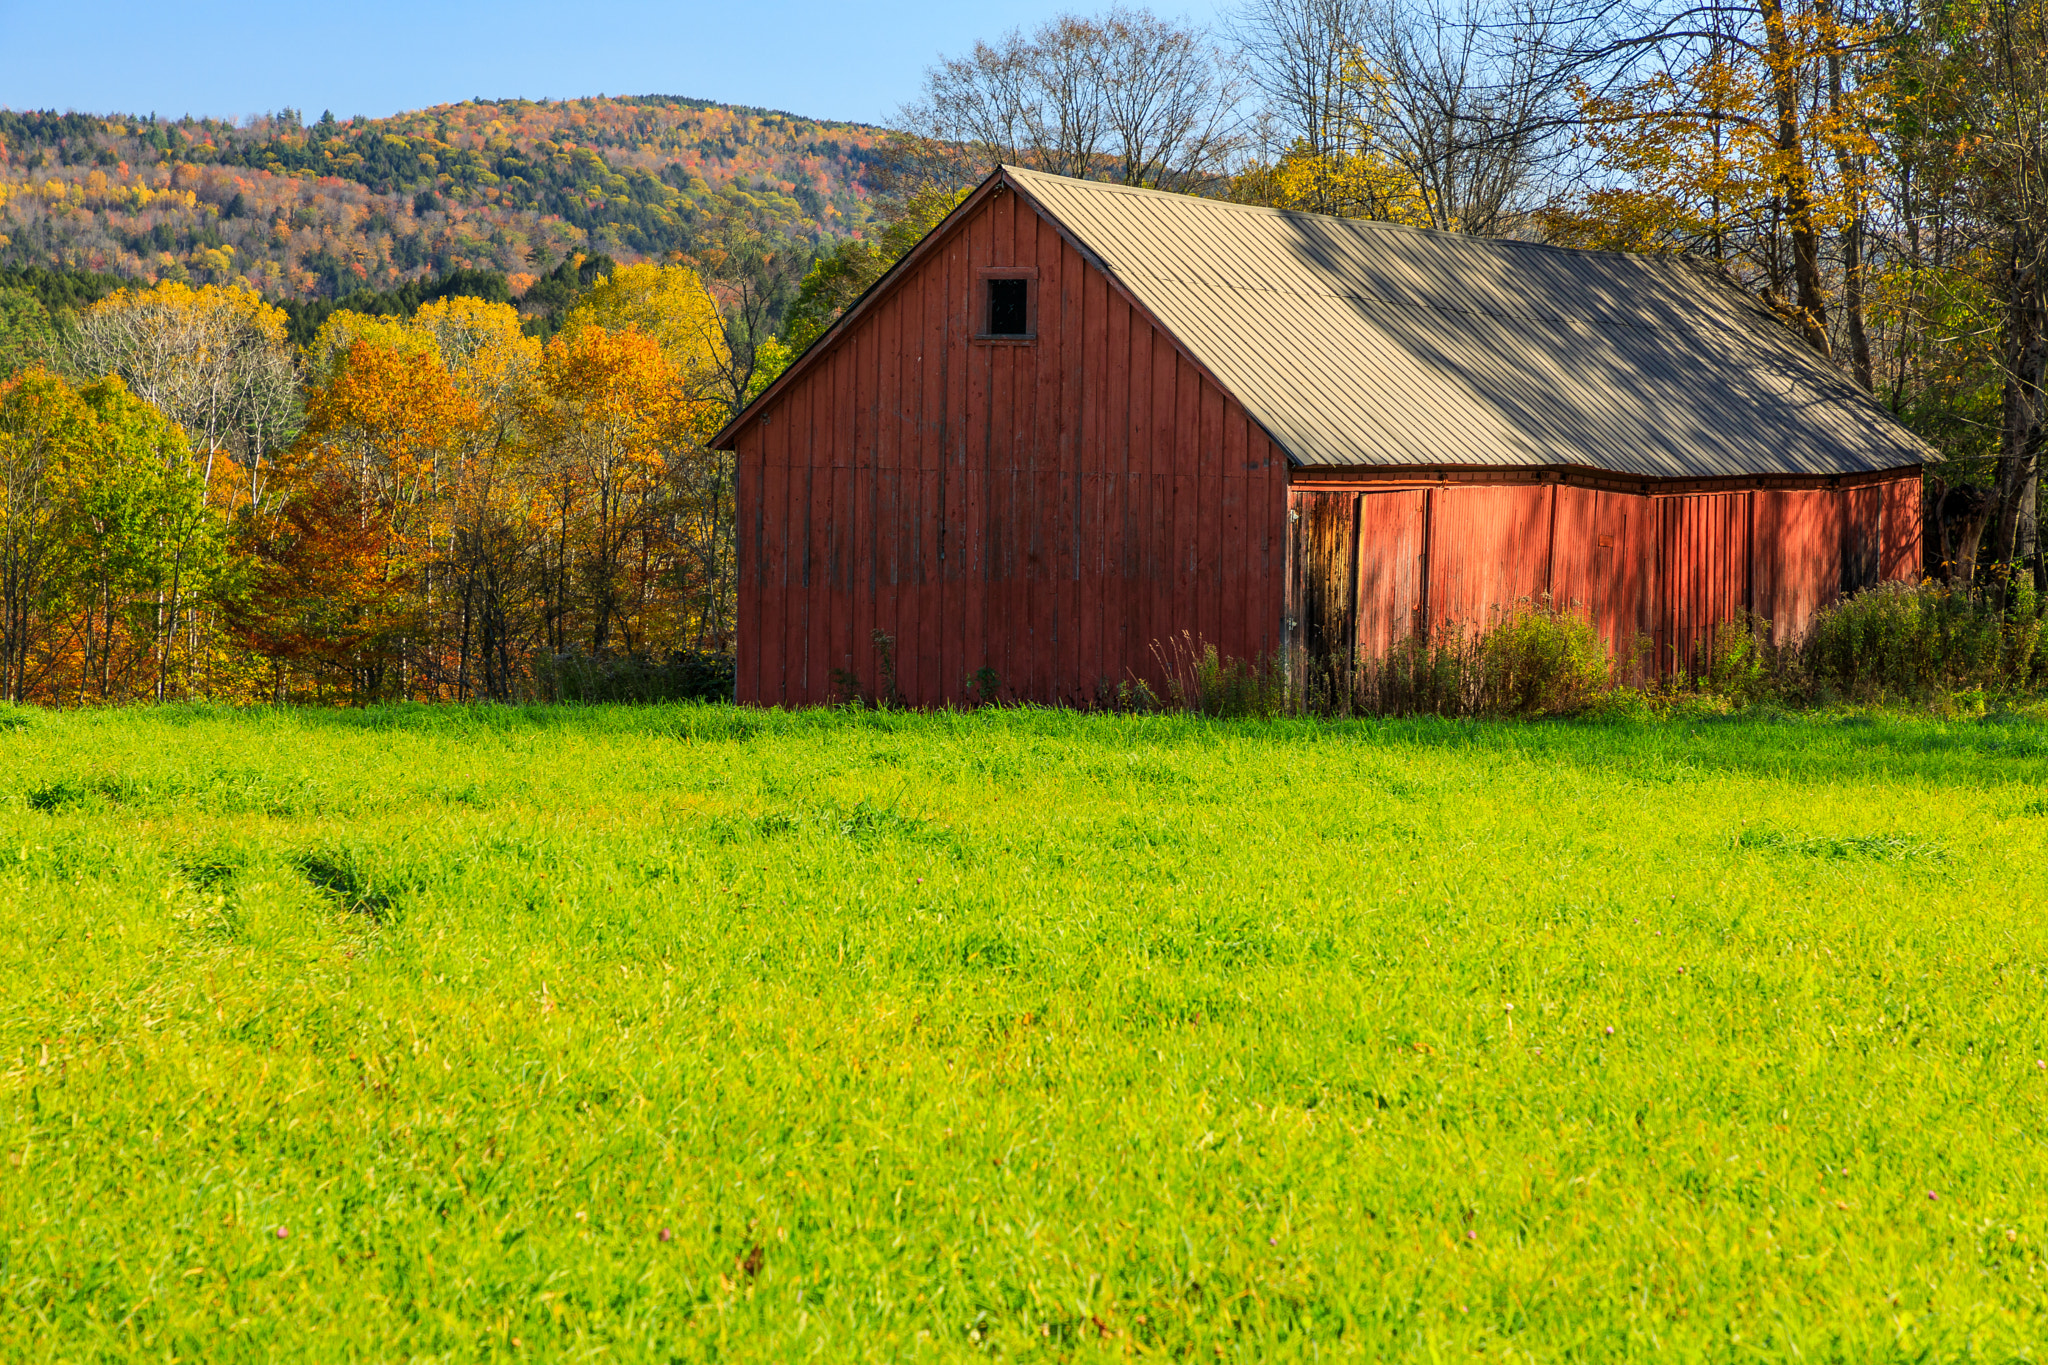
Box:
5;702;2048;1361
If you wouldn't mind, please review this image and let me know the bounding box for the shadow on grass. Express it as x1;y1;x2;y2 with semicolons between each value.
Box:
100;697;2048;789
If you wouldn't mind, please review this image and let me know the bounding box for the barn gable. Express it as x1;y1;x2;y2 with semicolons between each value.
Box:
721;172;1291;708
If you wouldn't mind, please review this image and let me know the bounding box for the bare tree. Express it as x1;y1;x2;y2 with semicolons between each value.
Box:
1230;0;1379;212
693;198;805;417
895;7;1251;194
1358;0;1588;233
1232;0;1596;232
69;288;298;509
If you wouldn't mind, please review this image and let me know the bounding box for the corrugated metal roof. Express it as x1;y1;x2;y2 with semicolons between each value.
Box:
1007;165;1933;478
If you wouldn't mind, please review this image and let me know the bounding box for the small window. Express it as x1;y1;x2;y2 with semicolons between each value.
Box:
986;277;1030;336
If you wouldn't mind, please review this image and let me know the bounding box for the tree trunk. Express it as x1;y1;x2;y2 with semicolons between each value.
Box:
1819;0;1873;391
1761;0;1831;357
1989;230;2047;594
1841;214;1874;390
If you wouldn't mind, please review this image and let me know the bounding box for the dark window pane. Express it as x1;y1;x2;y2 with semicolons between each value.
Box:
987;278;1029;335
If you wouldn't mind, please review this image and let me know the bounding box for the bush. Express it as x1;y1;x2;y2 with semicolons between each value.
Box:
537;649;736;704
1692;613;1774;704
1480;600;1612;714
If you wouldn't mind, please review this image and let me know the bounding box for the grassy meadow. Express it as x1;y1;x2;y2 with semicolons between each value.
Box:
4;701;2048;1361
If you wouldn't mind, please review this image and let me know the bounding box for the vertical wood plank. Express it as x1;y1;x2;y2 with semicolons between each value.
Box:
1172;353;1198;653
733;425;758;703
1128;312;1155;685
940;216;971;703
874;287;901;694
1029;210;1059;700
959;209;987;700
1053;234;1083;700
1197;378;1224;654
759;401;789;705
752;420;777;705
1149;323;1176;679
800;354;823;704
1079;258;1109;700
1220;407;1248;662
1881;475;1920;582
823;344;851;697
852;308;879;699
1106;280;1135;692
918;251;946;706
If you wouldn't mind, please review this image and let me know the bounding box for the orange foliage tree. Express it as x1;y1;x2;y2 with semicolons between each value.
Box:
242;338;479;699
524;325;702;657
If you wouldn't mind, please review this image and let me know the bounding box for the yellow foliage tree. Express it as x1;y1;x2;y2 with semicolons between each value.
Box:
523;325;701;655
1231;138;1434;226
560;262;729;394
303;310;436;390
411;295;541;415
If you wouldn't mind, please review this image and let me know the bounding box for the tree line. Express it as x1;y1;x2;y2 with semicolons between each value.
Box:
0;262;760;705
0;97;891;302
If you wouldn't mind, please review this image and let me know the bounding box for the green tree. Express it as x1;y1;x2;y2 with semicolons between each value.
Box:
59;378;220;702
0;370;217;702
0;290;58;380
761;183;971;392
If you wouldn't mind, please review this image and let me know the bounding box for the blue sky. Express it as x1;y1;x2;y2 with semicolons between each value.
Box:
2;0;1225;127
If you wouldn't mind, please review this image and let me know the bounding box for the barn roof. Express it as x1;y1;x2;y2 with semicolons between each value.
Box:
1004;166;1930;480
716;165;1931;480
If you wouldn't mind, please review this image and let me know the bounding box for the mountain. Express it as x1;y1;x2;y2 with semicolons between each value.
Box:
0;96;892;303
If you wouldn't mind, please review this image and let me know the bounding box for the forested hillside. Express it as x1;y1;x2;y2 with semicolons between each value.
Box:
0;97;889;303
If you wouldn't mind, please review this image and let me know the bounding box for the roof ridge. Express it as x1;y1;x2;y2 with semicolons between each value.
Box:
1001;163;1708;270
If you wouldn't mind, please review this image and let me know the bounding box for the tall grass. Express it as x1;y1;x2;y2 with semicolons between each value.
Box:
1310;597;1611;717
1286;581;2048;719
1150;631;1287;718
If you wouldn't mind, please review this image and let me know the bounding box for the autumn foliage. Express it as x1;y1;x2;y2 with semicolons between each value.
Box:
0;263;736;705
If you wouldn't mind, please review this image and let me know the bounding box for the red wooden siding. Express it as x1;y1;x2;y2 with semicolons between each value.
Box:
1356;490;1426;658
1426;486;1559;634
733;187;1291;706
1293;474;1921;680
1752;489;1843;648
1659;491;1749;675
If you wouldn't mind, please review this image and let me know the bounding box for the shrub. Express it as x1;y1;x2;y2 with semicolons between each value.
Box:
1691;613;1774;703
1794;579;2042;702
1478;600;1611;714
1150;632;1285;718
538;649;736;704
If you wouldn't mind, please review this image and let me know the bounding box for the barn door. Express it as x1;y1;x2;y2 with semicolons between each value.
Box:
1356;490;1427;657
1288;491;1360;686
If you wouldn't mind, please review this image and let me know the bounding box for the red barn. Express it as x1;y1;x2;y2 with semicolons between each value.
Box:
712;166;1931;707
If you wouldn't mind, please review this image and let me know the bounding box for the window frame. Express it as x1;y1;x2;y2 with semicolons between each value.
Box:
974;266;1039;344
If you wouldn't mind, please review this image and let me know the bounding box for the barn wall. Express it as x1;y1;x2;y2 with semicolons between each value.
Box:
1291;473;1922;679
733;186;1292;706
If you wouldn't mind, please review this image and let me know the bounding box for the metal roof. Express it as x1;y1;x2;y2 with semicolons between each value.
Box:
1008;165;1932;479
